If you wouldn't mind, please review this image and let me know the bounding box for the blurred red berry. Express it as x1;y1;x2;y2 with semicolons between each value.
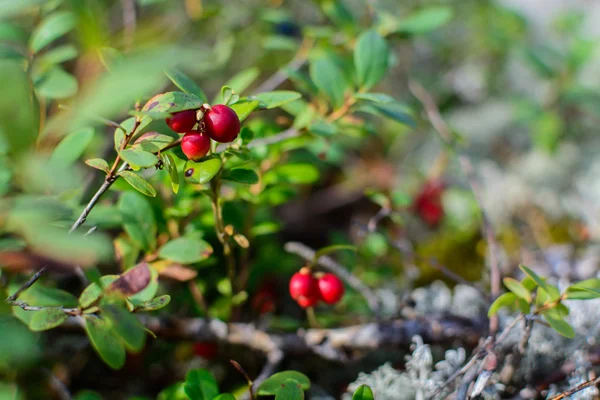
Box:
166;109;197;133
193;341;218;360
413;179;445;227
204;105;241;143
252;281;277;314
317;273;345;305
289;268;320;308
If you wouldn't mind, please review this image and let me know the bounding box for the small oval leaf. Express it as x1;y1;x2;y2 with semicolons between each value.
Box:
29;307;68;331
184;158;222;185
118;170;157;197
84;316;126;369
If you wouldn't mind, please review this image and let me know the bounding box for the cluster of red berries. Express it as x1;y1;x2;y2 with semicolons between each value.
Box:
165;104;241;161
289;268;345;308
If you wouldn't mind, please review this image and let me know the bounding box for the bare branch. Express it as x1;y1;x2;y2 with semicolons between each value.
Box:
549;376;600;400
284;241;381;318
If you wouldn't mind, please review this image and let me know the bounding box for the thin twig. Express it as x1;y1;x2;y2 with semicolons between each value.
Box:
409;80;502;336
284;241;381;318
549;376;600;400
8;301;80;316
6;267;48;302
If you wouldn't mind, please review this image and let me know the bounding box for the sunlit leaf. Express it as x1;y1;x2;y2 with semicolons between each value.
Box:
352;385;374;400
184;158;222;184
253;91;302;109
354;30;389;90
310;56;348;109
164;68;207;102
85;158;110;173
184;369;219;400
257;371;310;395
118;171;157;197
161;153;179;193
29;11;76;53
50;128;94;167
158;237;213;264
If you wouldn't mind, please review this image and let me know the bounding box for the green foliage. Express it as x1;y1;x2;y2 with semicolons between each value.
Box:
257;371;310;395
183;369;219;400
352;385;375;400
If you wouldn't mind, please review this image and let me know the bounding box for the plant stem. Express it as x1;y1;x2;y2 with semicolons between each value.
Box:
210;177;236;285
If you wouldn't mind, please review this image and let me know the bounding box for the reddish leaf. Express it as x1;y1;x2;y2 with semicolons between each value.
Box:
106;262;151;297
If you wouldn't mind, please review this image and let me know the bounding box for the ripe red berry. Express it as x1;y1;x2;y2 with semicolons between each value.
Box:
252;281;277;314
289;268;320;308
166;109;197;133
413;179;445;227
317;273;345;305
193;341;218;360
181;131;211;161
204;105;241;143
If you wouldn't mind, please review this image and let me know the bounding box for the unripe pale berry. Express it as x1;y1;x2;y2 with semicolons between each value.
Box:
204;105;241;143
166;109;197;133
317;273;345;305
289;268;320;308
181;131;211;161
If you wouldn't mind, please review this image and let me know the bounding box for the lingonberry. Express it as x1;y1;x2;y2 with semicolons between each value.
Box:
181;131;211;161
289;268;320;308
192;341;218;360
252;281;277;314
166;109;197;133
317;273;345;305
204;105;241;143
413;179;445;227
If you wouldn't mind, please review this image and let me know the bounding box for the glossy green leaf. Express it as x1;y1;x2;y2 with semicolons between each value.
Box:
102;303;146;352
164;68;207;102
503;277;531;302
184;158;222;184
221;168;259;184
310;57;348;108
354;30;389;90
224;67;260;95
213;395;235;400
35;67;78;99
183;369;219;400
118;191;157;250
395;7;453;34
519;264;548;291
85;158;110;173
49;128;94;167
84;316;126;369
488;292;517;316
264;164;319;185
118;171;157;197
161;153;179;193
275;379;304;400
28;307;68;331
158;237;213;264
142;91;204;113
135;295;171;312
120;148;159;168
230;99;260;122
353;92;395;104
79;275;119;309
133;132;174;153
565;278;600;299
542;309;575;338
157;383;187;400
74;390;103;400
359;102;415;127
254;91;302;109
257;371;310;395
29;11;77;53
352;384;374;400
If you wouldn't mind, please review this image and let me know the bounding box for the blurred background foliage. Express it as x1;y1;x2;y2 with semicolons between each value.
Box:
2;0;600;398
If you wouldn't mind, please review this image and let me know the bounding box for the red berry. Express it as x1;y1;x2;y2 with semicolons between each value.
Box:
252;281;277;314
289;268;320;308
317;273;345;305
166;109;197;133
204;105;241;143
181;131;211;161
193;341;218;360
413;179;446;227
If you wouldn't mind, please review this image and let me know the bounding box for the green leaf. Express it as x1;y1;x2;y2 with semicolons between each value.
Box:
28;307;68;331
519;264;548;291
230;99;260;122
257;371;310;395
157;383;187;400
275;379;304;400
488;292;517;316
118;191;157;251
161;153;179;193
224;67;260;95
315;244;357;261
135;295;171;312
359;102;415;126
118;171;157;197
565;278;600;299
221;168;259;184
33;44;78;71
84;316;126;369
184;158;222;184
133;132;174;153
395;6;453;34
74;390;103;400
308;120;337;137
79;275;119;309
264;164;320;185
353;92;395;104
50;127;94;167
164;68;207;102
142;91;204;113
120;148;159;168
35;67;78;99
29;11;77;53
254;91;302;109
354;30;389;90
352;384;374;400
503;277;531;302
158;237;213;264
310;57;348;109
213;395;236;400
85;158;110;173
102;303;146;352
183;369;219;400
542;309;575;338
